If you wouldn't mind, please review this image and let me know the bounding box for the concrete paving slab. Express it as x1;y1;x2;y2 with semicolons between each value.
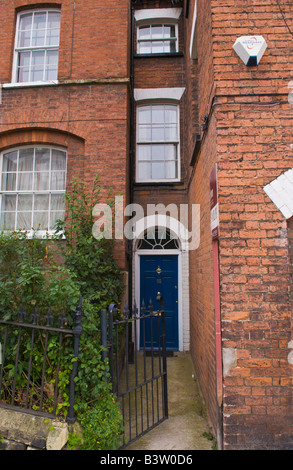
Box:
124;352;214;451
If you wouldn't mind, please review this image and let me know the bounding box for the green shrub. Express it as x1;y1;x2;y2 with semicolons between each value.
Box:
0;176;125;449
68;390;124;450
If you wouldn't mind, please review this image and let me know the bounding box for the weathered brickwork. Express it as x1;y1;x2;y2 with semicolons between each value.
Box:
0;0;292;451
0;0;130;270
189;0;293;450
133;0;188;215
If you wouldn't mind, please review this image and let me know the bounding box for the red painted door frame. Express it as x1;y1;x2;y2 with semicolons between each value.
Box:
213;238;223;407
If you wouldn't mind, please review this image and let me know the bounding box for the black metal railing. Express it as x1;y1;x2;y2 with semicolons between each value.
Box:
0;297;83;423
103;294;168;449
0;294;168;448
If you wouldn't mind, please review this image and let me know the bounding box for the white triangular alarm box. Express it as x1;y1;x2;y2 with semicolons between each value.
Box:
233;36;267;66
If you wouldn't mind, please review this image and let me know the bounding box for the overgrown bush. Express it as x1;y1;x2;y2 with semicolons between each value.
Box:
68;392;124;450
0;176;125;450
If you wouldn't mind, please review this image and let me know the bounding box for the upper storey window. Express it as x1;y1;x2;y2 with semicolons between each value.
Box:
13;10;61;83
138;23;178;54
136;104;180;182
135;8;182;55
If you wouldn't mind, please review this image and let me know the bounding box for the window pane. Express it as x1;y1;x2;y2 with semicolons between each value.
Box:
1;212;16;230
18;51;31;67
138;107;151;124
32;28;45;47
51;150;66;170
46;49;58;65
137;145;151;161
165;124;178;141
51;171;66;190
33;211;49;230
50;210;64;229
138;125;152;142
152;106;164;123
45;50;59;80
19;29;31;48
19;149;34;171
19;13;33;31
3;151;18;172
151;145;164;162
152;162;164;179
164;144;177;160
139;42;151;54
18;195;33;211
31;67;44;82
17;212;32;230
18;173;33;191
139;26;151;39
18;14;32;47
17;67;30;83
152;41;164;53
31;50;45;66
51;194;65;211
166;161;176;179
46;28;60;46
35;148;50;171
2;195;16;212
47;12;61;29
164;25;175;38
34;194;49;211
152;124;165;142
165;106;177;123
2;173;16;191
34;172;49;190
151;25;163;38
138;162;151;180
45;67;57;81
33;12;47;30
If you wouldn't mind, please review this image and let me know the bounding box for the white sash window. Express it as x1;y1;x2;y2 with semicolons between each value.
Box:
136;104;180;182
13;10;61;83
0;147;66;232
137;23;178;54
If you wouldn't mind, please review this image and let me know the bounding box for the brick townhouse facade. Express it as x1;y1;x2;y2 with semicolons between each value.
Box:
0;0;292;450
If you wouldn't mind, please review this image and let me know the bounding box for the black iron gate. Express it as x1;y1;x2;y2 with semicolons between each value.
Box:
103;294;168;449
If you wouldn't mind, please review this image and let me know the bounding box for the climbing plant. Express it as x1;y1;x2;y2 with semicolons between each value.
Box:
0;176;124;449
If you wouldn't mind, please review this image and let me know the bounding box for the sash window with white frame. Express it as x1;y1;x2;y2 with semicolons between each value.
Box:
13;9;61;83
0;147;66;232
137;23;178;54
136;104;180;182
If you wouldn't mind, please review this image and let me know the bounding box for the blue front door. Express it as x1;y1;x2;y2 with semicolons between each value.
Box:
140;255;179;350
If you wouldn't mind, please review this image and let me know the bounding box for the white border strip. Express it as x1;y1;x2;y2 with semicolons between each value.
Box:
134;87;185;102
134;8;182;22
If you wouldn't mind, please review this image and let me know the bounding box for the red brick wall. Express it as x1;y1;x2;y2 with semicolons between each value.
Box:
0;0;130;271
133;0;188;214
191;0;293;450
0;0;130;83
188;112;218;432
288;217;293;313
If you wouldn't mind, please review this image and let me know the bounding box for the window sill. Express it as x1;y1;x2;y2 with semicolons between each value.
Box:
0;229;65;239
2;80;59;89
134;180;184;187
134;52;184;58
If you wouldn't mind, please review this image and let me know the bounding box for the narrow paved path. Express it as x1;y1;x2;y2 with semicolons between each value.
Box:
125;352;214;451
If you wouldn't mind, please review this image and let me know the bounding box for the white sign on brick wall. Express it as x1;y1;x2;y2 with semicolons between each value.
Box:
263;168;293;219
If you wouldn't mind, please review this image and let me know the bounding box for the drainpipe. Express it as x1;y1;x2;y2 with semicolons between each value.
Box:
128;1;135;308
127;1;135;363
213;238;223;450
